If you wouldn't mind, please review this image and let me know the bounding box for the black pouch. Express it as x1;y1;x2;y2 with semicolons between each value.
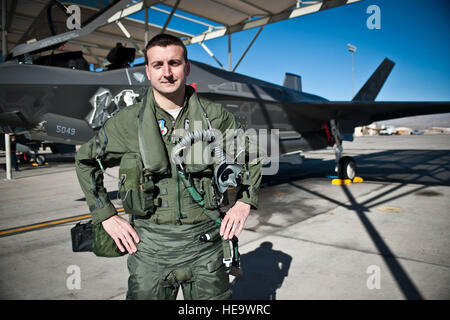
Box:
70;220;125;257
71;221;93;252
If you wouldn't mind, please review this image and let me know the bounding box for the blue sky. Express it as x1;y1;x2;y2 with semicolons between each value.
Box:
191;0;450;102
129;0;450;102
73;0;450;102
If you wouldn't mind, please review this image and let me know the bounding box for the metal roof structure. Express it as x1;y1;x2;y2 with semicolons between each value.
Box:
1;0;361;69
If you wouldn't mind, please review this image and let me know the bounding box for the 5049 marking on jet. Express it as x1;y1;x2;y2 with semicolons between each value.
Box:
56;125;76;136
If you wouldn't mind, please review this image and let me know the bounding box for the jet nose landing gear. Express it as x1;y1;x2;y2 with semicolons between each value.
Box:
329;120;363;185
332;156;363;185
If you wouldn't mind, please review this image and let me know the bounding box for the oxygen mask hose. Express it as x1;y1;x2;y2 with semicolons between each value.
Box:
171;129;242;196
171;129;224;168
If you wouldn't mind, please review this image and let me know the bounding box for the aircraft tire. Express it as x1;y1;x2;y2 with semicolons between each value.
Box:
36;155;46;165
338;156;356;180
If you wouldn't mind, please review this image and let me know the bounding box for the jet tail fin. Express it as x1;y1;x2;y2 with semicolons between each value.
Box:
283;72;302;91
352;58;395;101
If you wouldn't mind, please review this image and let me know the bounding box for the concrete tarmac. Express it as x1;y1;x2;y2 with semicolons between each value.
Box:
0;134;449;300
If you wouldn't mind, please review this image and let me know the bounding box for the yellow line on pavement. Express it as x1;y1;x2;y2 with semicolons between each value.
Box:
0;208;125;237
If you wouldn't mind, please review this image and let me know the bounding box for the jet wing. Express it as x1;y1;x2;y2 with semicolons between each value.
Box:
281;101;450;132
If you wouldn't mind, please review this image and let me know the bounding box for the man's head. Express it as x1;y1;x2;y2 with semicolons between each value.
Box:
144;34;190;101
144;34;188;65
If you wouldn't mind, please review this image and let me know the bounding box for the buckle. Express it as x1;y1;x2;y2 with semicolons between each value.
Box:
222;257;233;268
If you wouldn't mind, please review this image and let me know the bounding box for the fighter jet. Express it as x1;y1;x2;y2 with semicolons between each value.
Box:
1;47;449;178
1;0;449;178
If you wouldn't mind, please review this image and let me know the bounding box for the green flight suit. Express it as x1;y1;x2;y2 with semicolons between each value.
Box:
75;86;262;300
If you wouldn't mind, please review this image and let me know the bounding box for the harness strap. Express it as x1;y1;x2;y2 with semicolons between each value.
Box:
137;92;151;171
94;126;108;160
90;171;104;210
194;93;213;130
90;125;116;210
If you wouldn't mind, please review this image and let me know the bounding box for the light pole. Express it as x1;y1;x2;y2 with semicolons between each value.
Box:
347;43;357;97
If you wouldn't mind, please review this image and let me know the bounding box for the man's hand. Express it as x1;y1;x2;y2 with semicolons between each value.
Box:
101;215;140;254
220;201;251;240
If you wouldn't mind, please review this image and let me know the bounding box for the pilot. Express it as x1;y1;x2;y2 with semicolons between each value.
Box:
75;34;262;300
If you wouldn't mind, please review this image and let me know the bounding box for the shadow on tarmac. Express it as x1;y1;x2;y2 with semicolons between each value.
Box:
290;179;425;299
253;149;450;300
230;242;292;300
340;183;424;300
280;149;450;300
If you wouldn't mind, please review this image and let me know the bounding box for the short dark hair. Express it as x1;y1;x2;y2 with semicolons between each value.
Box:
144;34;188;66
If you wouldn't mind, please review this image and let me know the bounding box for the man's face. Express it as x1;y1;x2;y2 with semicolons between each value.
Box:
145;44;190;97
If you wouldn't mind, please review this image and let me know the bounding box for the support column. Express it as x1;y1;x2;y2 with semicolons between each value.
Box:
5;134;12;180
228;32;231;71
2;0;12;180
232;25;264;72
199;42;225;70
161;0;181;34
2;0;8;59
144;2;149;45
